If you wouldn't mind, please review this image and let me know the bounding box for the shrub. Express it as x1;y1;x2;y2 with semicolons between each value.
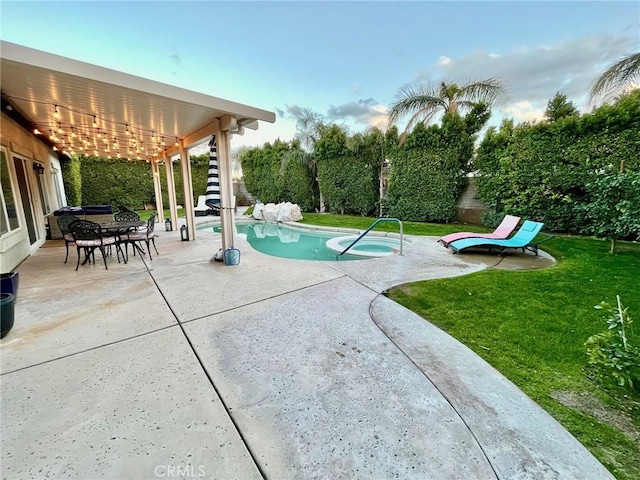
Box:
585;296;639;392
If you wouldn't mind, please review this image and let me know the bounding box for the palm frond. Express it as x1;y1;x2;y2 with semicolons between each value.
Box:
590;52;640;105
459;78;509;107
388;85;445;125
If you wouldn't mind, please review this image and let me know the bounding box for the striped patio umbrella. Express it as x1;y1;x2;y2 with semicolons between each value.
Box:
205;134;221;211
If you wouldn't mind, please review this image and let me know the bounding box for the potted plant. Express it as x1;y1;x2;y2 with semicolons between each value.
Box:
0;271;19;299
0;292;15;338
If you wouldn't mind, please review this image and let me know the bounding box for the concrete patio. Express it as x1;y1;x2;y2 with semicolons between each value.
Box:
0;219;613;479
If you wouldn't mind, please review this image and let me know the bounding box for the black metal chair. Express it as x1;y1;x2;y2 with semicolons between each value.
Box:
121;213;159;261
69;219;123;271
56;214;79;263
114;211;140;222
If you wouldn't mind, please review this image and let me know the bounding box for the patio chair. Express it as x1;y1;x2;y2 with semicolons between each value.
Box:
206;195;236;214
56;213;80;263
114;210;140;222
448;220;553;256
195;196;214;216
438;215;521;248
69;219;123;271
121;213;159;261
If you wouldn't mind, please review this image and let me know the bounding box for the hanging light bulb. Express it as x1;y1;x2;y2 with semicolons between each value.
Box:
125;124;130;136
71;127;77;138
93;115;98;128
54;105;60;119
49;130;55;141
57;122;64;134
53;146;59;152
161;136;166;146
174;137;179;147
33;128;41;135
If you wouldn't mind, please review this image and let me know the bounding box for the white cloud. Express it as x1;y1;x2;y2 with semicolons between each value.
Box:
437;55;453;67
326;99;389;130
502;101;545;124
415;33;637;116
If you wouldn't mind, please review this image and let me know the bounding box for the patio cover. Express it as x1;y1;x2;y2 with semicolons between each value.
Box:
0;40;275;247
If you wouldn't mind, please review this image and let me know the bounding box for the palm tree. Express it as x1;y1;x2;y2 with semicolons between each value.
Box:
589;52;640;105
288;108;330;212
293;107;329;152
388;78;508;140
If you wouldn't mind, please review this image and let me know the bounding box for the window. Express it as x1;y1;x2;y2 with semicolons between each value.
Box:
0;148;20;235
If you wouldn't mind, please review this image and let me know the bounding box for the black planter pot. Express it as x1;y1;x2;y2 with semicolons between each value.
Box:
1;292;15;338
0;272;19;299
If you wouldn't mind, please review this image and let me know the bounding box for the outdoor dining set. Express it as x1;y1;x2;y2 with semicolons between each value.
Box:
56;210;159;271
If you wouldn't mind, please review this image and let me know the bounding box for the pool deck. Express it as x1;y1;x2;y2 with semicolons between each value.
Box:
0;214;613;479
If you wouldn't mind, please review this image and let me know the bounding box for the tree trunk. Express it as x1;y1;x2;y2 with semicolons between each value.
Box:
610;237;617;254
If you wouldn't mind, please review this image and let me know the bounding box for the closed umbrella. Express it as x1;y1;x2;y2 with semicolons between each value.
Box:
205;134;221;212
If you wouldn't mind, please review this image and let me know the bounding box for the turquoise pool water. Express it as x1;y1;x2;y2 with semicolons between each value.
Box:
208;222;367;261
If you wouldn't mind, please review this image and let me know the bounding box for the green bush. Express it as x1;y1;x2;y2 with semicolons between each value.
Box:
79;155;154;209
386;107;486;222
585;296;639;393
475;90;640;232
61;156;82;206
316;125;378;216
240;140;292;203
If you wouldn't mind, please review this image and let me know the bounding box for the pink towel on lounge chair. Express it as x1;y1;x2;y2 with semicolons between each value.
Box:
438;215;521;247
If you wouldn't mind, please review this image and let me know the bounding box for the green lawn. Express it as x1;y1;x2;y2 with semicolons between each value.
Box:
302;214;640;480
137;208;184;221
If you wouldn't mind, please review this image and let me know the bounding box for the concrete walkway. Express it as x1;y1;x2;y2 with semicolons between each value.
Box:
0;220;613;479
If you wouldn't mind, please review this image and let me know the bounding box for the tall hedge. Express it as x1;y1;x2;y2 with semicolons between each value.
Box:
474;90;640;232
79;155;154;208
315;125;378;216
279;153;316;212
62;154;213;210
386;106;488;222
240;140;293;203
61;155;82;206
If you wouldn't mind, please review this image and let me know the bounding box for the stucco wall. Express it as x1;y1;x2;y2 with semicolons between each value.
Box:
1;112;62;272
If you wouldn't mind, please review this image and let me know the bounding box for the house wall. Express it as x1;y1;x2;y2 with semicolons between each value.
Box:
0;112;66;272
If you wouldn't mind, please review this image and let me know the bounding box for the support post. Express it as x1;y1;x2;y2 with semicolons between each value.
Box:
217;126;235;251
164;154;178;231
179;142;196;240
151;160;164;224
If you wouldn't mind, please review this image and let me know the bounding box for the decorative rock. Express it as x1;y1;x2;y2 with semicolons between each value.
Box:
262;203;278;222
252;203;265;220
251;202;303;223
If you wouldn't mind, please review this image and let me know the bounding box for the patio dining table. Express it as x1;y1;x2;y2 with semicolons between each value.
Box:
99;220;145;234
98;220;146;261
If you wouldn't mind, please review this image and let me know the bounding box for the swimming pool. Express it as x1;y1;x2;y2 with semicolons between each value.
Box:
204;222;404;261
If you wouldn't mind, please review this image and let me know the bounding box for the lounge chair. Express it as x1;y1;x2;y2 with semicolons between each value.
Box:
448;220;553;256
438;215;521;247
195;195;215;216
205;195;237;214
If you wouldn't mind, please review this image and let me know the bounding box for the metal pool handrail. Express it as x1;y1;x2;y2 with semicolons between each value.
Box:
339;218;404;256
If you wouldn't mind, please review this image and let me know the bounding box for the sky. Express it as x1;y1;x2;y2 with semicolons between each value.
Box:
1;1;639;153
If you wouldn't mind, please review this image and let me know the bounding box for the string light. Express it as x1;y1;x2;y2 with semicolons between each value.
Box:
6;95;182;161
